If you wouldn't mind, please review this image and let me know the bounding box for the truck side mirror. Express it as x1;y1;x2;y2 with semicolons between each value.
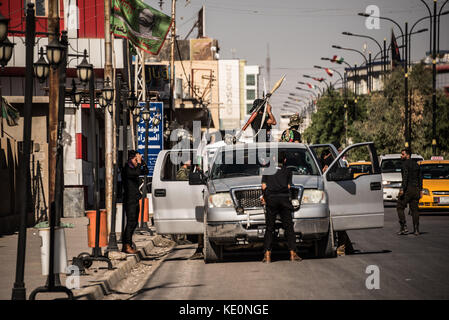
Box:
189;171;206;185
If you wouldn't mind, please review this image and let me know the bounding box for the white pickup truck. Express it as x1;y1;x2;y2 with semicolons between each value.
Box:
152;142;384;263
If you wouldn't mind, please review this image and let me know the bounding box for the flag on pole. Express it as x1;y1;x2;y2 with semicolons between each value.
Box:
331;55;344;64
111;0;173;55
313;77;325;82
324;68;333;77
390;29;401;69
307;83;313;89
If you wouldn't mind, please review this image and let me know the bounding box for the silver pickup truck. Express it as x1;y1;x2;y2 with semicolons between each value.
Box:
152;142;384;263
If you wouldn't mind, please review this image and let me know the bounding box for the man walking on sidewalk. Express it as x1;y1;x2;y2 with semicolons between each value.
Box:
122;150;149;254
397;148;423;236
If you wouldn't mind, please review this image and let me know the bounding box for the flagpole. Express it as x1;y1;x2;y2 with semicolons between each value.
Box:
169;0;176;141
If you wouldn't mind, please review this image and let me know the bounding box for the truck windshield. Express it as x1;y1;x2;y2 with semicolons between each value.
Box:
210;148;320;180
381;158;422;173
420;164;449;179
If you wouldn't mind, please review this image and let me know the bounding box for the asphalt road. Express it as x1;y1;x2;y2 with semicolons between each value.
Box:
133;206;449;300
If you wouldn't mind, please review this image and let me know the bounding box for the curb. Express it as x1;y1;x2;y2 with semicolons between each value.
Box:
74;236;170;300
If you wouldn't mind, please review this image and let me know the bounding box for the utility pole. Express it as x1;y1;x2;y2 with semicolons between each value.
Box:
432;0;437;155
104;0;114;232
169;0;176;127
48;0;59;217
404;22;409;149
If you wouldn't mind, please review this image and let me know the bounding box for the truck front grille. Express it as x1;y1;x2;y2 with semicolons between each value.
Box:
232;187;302;210
234;189;263;209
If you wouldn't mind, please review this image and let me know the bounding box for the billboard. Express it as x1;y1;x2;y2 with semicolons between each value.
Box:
137;102;164;177
218;60;241;130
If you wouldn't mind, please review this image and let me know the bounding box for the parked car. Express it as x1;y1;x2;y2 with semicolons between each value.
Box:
418;160;449;211
152;142;384;263
380;153;423;201
348;161;372;178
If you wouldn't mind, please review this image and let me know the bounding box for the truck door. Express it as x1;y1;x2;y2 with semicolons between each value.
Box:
309;144;339;172
323;142;384;230
152;149;205;235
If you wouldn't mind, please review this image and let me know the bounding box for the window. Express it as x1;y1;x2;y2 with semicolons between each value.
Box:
27;0;57;18
246;89;255;100
161;151;199;181
246;103;253;114
246;74;255;86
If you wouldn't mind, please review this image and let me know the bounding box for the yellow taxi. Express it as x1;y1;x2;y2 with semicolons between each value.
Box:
419;160;449;210
348;161;372;178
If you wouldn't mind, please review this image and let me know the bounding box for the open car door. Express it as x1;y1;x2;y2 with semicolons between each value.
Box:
324;142;384;231
152;149;205;235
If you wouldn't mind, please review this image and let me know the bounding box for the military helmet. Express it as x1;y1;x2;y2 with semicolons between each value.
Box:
288;113;301;127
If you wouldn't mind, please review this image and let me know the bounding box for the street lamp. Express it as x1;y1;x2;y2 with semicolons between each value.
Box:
46;37;65;69
0;37;15;67
33;48;50;83
127;91;138;113
102;78;114;104
76;50;93;84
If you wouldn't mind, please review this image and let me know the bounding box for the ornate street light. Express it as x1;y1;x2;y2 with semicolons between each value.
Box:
132;105;141;117
0;11;8;42
33;47;50;83
46;37;65;69
102;78;114;104
76;50;93;84
98;95;108;109
152;113;161;127
127;91;138;112
141;105;151;122
0;37;15;67
70;80;83;107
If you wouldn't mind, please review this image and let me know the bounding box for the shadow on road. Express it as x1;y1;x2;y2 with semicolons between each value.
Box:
129;283;205;300
349;249;392;255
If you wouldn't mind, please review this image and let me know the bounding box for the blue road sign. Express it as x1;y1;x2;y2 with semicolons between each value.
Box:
137;102;164;177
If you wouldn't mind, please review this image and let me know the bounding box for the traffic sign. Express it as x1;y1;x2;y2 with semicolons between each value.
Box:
137;102;164;177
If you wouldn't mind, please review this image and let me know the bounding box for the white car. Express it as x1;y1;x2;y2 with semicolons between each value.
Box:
380;154;423;201
152;142;384;262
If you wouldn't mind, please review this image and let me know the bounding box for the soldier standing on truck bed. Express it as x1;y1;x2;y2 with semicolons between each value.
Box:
397;148;423;236
261;151;302;263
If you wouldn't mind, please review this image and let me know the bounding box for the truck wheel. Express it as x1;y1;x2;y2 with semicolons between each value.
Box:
203;214;220;263
317;225;336;259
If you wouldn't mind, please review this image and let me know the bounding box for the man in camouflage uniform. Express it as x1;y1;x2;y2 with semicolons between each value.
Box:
176;160;191;181
280;113;302;143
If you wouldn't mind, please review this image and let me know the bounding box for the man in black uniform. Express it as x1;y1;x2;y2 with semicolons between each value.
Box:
122;150;149;254
261;151;302;263
397;148;423;236
249;99;277;142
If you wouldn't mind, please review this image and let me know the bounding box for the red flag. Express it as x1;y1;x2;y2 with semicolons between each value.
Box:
324;68;333;77
307;83;313;89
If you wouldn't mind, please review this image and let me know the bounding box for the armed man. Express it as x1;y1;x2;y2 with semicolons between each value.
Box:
261;151;302;263
280;113;302;143
397;148;423;236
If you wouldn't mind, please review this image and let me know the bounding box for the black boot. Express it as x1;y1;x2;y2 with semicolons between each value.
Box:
413;224;420;236
397;223;408;235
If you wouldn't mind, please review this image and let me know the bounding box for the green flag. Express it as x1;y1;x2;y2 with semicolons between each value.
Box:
111;0;172;55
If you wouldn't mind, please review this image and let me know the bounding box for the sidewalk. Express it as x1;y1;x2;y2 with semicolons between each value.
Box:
0;217;170;300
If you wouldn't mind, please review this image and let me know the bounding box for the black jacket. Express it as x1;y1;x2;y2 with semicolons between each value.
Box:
122;161;149;203
401;158;422;192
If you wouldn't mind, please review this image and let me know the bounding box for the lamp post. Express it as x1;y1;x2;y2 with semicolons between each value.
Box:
3;3;76;299
332;45;369;94
73;54;113;271
342;31;383;83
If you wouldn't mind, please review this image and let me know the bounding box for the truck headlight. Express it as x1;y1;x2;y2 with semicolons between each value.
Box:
209;193;234;208
422;188;430;196
301;189;326;204
382;180;390;185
